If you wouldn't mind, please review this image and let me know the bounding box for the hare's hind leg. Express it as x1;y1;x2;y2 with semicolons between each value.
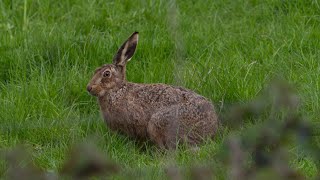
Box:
147;103;217;149
147;105;187;149
147;105;200;149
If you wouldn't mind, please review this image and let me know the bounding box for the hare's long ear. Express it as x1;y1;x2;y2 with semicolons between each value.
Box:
113;32;139;66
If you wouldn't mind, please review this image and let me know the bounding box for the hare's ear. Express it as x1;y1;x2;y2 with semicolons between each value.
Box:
113;32;139;66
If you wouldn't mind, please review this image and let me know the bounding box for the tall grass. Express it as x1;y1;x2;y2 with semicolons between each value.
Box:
0;0;319;178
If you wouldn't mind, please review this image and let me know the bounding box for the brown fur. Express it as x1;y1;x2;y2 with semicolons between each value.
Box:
87;32;219;149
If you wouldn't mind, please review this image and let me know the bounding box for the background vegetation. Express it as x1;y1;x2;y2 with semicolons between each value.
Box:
0;0;319;179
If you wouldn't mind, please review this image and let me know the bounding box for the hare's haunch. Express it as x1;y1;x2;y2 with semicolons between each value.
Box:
87;32;219;149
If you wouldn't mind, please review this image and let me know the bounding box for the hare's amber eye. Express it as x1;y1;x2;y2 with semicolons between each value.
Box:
103;70;111;78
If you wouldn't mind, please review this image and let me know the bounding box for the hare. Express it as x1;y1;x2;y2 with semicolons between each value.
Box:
87;32;219;149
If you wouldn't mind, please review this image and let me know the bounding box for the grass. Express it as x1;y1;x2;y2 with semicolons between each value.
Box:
0;0;319;179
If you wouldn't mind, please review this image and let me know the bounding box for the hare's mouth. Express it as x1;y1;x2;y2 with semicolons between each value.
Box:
87;85;99;96
88;90;98;96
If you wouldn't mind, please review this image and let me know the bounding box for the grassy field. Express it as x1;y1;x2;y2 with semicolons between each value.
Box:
0;0;319;179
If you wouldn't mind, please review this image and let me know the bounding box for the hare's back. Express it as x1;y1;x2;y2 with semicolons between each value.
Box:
129;83;211;107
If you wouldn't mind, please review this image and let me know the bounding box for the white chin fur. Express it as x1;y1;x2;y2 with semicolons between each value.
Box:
98;90;106;97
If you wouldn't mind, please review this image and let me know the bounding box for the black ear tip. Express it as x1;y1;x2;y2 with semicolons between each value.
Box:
131;32;139;40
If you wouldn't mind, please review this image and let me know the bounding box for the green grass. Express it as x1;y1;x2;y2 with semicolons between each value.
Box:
0;0;319;179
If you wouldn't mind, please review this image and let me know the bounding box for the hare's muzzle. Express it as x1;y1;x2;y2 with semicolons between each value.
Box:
86;85;97;96
87;85;93;93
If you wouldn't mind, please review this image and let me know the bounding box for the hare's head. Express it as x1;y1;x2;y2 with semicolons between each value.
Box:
87;32;139;97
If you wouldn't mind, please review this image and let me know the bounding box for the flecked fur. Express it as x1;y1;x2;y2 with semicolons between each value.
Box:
87;32;219;149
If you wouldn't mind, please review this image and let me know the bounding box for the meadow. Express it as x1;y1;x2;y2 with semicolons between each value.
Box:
0;0;319;179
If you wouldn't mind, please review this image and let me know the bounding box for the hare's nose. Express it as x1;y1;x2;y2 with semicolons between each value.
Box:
87;85;92;92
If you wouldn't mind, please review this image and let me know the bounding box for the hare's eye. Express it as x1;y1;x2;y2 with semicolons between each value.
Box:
103;70;111;78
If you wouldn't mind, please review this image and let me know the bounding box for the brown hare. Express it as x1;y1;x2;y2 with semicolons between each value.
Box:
87;32;219;149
